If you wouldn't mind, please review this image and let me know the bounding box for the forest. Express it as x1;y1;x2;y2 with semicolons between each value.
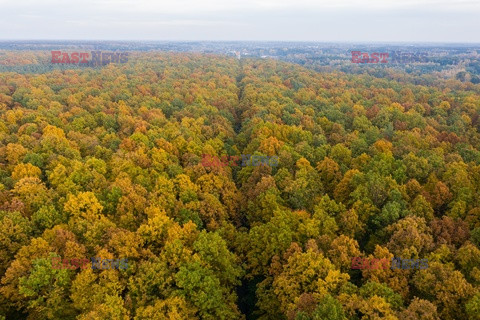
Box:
0;51;480;319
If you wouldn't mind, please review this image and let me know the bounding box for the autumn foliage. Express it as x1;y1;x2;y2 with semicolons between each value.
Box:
0;52;479;319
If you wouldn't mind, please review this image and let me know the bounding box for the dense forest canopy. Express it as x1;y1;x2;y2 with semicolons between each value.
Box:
0;52;480;319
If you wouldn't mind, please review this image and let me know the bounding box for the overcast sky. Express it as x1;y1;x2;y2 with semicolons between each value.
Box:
1;0;479;42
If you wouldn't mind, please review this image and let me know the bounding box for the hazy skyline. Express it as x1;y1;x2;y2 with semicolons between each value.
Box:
1;0;479;42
